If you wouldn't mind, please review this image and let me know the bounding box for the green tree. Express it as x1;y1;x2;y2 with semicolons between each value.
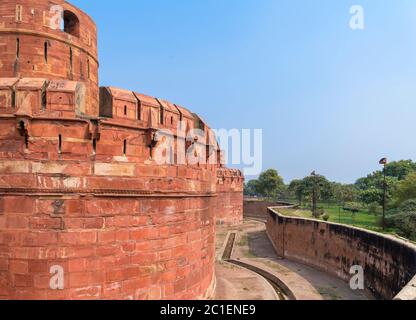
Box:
332;183;356;207
394;172;416;205
357;175;397;206
244;180;259;197
302;173;332;217
385;160;416;180
288;179;305;205
355;160;416;204
256;169;285;199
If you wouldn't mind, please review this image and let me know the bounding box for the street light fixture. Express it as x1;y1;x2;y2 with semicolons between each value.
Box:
379;157;388;230
311;171;318;218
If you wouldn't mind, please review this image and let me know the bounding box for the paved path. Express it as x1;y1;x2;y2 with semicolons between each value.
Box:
214;262;279;300
214;221;279;300
215;219;372;300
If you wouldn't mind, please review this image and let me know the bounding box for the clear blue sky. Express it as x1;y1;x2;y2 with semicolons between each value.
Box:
71;0;416;184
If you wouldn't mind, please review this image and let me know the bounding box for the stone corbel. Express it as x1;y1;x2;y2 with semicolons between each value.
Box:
146;108;161;159
16;117;30;148
16;117;30;138
147;129;161;159
185;135;199;152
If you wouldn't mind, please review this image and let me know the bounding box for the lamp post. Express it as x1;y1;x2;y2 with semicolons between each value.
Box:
379;158;388;230
311;171;318;218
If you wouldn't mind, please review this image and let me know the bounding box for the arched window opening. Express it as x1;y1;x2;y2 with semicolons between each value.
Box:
63;10;80;38
123;140;127;156
124;105;127;116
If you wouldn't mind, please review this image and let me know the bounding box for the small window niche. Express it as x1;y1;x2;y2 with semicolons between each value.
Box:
123;140;127;156
58;134;62;154
44;41;48;63
16;38;20;59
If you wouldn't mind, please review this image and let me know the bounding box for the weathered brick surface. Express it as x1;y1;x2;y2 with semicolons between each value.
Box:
267;207;416;300
0;0;243;300
216;169;244;226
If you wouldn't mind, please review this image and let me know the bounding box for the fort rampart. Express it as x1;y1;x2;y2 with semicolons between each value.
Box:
0;0;243;300
266;206;416;300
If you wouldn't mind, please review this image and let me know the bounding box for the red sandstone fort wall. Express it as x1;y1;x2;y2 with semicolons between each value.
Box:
266;207;416;300
0;0;99;116
0;111;220;299
0;0;243;300
243;199;294;220
216;169;243;226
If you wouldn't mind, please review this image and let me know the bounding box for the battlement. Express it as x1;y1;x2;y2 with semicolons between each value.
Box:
0;0;243;300
0;77;223;171
0;78;85;117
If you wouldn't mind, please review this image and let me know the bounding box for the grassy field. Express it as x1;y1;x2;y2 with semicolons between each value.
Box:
278;204;383;232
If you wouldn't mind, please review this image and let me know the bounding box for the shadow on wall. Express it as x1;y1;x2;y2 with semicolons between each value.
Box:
266;206;416;300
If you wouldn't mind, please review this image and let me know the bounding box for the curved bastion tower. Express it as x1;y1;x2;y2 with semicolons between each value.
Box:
0;0;243;300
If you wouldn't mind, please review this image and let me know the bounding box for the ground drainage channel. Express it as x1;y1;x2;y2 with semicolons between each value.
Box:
222;232;296;301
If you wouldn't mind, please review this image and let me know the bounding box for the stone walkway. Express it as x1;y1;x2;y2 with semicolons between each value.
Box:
214;262;279;300
215;219;372;300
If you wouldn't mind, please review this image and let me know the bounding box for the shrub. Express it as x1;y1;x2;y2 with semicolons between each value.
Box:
399;199;416;212
385;211;416;241
343;202;363;213
322;213;330;221
317;208;325;216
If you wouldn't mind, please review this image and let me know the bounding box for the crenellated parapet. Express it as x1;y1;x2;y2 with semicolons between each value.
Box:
217;168;245;187
0;0;243;301
216;168;244;226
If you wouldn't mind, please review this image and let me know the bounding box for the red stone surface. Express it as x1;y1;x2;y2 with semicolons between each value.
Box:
266;207;416;300
0;0;243;300
216;169;244;226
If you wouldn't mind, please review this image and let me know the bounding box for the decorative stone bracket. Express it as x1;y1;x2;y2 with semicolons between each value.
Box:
147;128;161;159
185;135;199;152
16;117;30;138
15;117;30;149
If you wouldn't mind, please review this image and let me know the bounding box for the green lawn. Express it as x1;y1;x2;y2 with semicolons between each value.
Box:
278;204;384;233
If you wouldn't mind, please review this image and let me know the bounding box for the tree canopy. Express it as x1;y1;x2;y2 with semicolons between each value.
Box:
394;172;416;205
255;159;416;241
243;169;285;199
